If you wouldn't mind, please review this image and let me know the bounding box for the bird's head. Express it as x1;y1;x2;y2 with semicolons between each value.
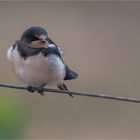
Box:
20;26;48;48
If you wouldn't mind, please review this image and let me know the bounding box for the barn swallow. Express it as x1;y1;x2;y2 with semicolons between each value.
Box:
7;26;78;97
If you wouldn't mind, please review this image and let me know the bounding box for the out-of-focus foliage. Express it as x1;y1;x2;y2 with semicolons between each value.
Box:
0;96;25;139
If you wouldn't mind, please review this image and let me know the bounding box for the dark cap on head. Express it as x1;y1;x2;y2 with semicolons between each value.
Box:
20;26;48;42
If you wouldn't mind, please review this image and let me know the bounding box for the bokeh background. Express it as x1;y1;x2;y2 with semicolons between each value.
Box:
0;1;140;139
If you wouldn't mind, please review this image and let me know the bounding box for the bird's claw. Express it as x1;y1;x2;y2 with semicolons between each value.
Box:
27;85;46;96
37;87;45;96
27;85;36;93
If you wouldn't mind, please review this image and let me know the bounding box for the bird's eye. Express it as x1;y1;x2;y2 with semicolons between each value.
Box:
31;35;38;41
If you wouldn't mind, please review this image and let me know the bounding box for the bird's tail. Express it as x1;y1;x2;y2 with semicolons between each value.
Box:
64;65;78;80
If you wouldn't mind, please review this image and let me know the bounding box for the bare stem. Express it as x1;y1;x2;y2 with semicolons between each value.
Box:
0;83;140;104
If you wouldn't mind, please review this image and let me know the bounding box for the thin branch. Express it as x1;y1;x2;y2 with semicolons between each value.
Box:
0;83;140;104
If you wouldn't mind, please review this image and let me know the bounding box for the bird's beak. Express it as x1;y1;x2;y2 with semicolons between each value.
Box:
40;38;47;43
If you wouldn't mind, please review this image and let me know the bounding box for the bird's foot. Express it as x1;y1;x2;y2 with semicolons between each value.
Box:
27;85;36;93
36;84;46;96
57;83;73;98
68;93;73;98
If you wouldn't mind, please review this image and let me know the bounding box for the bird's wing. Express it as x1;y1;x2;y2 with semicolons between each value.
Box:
57;46;63;56
47;37;56;45
7;46;13;61
47;37;78;80
7;43;16;63
47;37;63;56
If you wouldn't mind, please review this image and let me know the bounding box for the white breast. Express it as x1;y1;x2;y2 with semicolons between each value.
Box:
7;45;66;87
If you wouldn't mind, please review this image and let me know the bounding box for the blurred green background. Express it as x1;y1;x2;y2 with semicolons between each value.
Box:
0;1;140;139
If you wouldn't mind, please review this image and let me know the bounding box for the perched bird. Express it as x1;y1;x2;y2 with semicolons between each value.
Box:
7;26;78;96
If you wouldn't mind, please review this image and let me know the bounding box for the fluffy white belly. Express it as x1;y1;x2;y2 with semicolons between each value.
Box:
8;47;66;87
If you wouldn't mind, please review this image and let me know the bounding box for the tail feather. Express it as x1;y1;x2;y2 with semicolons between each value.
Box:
64;65;78;80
